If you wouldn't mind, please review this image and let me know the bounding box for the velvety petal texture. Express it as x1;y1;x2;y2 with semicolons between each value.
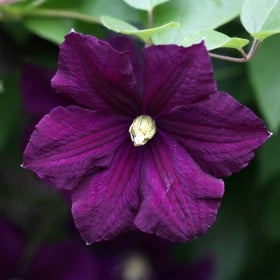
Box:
51;32;141;116
135;133;224;241
142;43;216;116
107;35;142;86
72;142;141;243
23;106;129;190
23;32;270;244
158;92;271;177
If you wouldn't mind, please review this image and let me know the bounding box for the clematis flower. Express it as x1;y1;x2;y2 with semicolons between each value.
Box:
93;231;215;280
23;31;270;244
0;216;214;279
0;217;97;279
20;35;140;143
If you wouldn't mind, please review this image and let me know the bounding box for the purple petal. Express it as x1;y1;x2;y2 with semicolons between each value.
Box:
21;63;73;119
142;42;216;116
159;92;271;177
134;133;224;242
71;142;141;244
26;239;97;280
107;36;142;86
23;106;129;190
52;32;141;116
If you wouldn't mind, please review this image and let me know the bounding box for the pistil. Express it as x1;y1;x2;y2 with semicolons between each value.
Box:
129;115;156;146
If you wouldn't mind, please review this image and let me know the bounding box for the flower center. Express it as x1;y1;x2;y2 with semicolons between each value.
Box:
129;115;156;147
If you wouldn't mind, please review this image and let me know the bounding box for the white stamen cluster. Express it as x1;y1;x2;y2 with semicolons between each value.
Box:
129;115;156;146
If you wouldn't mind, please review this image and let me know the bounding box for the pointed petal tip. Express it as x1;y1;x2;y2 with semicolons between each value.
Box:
63;28;78;41
53;31;140;114
20;163;25;169
69;28;76;34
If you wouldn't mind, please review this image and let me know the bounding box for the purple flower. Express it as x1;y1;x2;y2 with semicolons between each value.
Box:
23;31;270;244
0;217;97;279
93;231;215;280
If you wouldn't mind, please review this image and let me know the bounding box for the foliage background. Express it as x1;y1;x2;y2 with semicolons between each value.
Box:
1;0;280;279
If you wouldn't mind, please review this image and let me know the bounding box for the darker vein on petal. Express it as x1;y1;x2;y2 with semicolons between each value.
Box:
148;53;195;114
77;40;139;115
150;136;195;235
96;147;139;239
29;123;127;163
159;118;265;144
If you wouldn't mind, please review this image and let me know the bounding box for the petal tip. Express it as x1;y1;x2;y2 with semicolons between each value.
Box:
69;28;77;34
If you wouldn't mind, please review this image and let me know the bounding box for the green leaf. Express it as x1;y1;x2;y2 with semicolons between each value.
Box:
80;0;140;23
122;0;170;11
101;15;179;42
5;0;138;45
222;37;250;49
2;22;30;45
241;0;280;40
24;17;73;44
152;0;245;44
101;15;138;32
0;0;80;15
248;35;280;131
182;30;249;50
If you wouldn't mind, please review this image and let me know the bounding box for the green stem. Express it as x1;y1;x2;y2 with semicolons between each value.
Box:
209;52;247;63
239;48;248;59
209;39;262;63
0;5;100;24
24;8;100;24
147;8;153;29
28;0;48;8
145;9;153;46
248;38;262;58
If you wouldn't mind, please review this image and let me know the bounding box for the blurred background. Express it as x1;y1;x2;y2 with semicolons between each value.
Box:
1;0;280;279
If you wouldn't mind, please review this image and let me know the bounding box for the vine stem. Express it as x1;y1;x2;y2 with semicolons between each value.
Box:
24;8;100;24
28;0;48;8
147;8;153;29
209;39;262;63
144;8;154;46
0;5;100;24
